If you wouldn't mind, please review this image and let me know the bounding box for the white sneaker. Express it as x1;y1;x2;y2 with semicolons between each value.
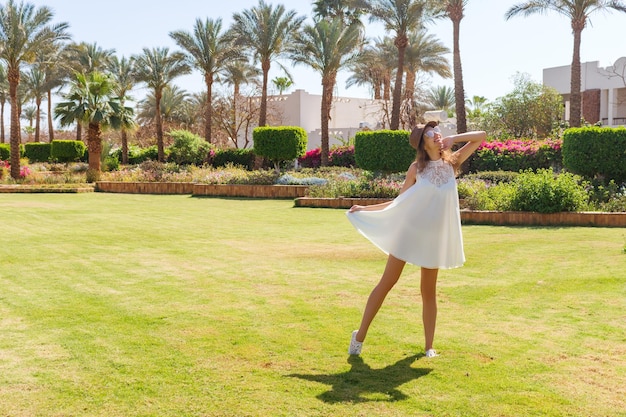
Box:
348;330;363;355
425;349;439;358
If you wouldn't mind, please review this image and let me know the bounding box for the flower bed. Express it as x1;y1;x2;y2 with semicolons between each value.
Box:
96;181;308;198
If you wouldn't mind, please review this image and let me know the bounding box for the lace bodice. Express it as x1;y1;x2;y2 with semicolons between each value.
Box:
419;159;454;187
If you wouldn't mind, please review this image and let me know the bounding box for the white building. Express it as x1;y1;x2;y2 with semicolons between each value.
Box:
239;89;385;150
237;89;457;149
543;57;626;126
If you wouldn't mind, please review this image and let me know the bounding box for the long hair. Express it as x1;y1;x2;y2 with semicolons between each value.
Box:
413;121;456;174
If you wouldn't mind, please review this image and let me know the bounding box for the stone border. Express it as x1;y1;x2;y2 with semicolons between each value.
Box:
95;182;309;198
0;185;94;193
294;197;626;228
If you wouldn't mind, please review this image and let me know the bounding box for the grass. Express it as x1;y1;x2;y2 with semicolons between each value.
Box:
0;193;624;417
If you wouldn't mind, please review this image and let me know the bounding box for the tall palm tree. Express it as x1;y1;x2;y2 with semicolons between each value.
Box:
170;18;243;143
403;30;451;104
132;47;190;161
438;0;468;132
367;0;432;130
289;17;364;166
21;67;47;141
313;0;368;24
107;56;136;164
222;60;261;147
0;0;69;179
346;46;387;99
55;71;134;173
505;0;626;128
136;85;190;135
231;0;304;127
37;46;71;142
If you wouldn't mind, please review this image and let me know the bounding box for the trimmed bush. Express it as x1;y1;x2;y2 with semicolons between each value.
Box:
167;130;213;166
213;148;255;170
354;130;414;173
50;140;86;162
24;142;51;162
0;143;9;160
562;126;626;183
253;126;307;172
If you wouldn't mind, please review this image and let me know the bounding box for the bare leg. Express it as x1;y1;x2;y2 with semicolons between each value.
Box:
421;267;439;351
355;255;406;342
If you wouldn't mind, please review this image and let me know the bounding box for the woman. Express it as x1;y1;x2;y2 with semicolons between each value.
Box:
346;122;486;357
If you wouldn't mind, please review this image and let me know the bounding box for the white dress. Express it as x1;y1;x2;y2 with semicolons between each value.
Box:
346;159;465;269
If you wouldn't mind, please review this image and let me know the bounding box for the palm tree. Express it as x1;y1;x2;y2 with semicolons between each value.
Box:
0;64;8;143
466;95;488;118
231;0;304;127
313;0;368;24
21;67;47;141
107;56;136;164
0;0;69;179
37;46;71;142
132;47;190;161
427;85;455;111
170;18;243;143
505;0;626;128
403;30;451;106
288;17;364;166
437;0;468;133
222;61;261;147
136;85;190;133
54;71;134;173
367;0;432;130
272;76;293;95
65;42;115;141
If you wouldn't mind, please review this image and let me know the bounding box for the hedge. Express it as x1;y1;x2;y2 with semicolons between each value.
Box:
213;148;256;170
50;140;86;162
0;143;9;160
253;126;307;171
354;130;414;173
562;126;626;183
24;142;51;162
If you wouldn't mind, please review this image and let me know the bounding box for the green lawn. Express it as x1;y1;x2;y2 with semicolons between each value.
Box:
0;193;624;417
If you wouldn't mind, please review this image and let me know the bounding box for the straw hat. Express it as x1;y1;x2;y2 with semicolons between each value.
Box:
409;120;438;150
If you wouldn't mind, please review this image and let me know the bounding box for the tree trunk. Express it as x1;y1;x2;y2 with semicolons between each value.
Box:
155;89;164;162
320;74;336;167
47;90;54;142
452;17;467;133
391;34;408;130
0;101;5;143
205;73;213;143
121;129;128;164
259;58;270;127
35;97;42;142
569;28;582;127
8;68;20;179
87;122;102;172
76;122;82;141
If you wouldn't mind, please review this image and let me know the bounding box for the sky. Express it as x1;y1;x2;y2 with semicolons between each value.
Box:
30;0;626;103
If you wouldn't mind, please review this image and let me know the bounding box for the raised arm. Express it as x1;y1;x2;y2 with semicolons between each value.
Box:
441;131;487;170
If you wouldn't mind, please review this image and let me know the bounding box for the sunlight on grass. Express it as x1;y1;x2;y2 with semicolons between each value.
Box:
0;194;624;416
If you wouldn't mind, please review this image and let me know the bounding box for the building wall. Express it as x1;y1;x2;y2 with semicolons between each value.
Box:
543;58;626;126
237;89;386;150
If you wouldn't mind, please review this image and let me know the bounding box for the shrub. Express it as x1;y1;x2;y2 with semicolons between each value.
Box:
509;168;588;213
329;145;355;167
167;130;213;166
562;126;626;183
51;140;86;162
0;143;10;160
354;130;413;173
24;143;51;162
298;148;322;168
213;148;255;170
463;171;519;184
253;126;307;172
466;139;562;172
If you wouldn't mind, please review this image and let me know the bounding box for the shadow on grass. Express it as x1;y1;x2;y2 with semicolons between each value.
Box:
288;354;431;403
